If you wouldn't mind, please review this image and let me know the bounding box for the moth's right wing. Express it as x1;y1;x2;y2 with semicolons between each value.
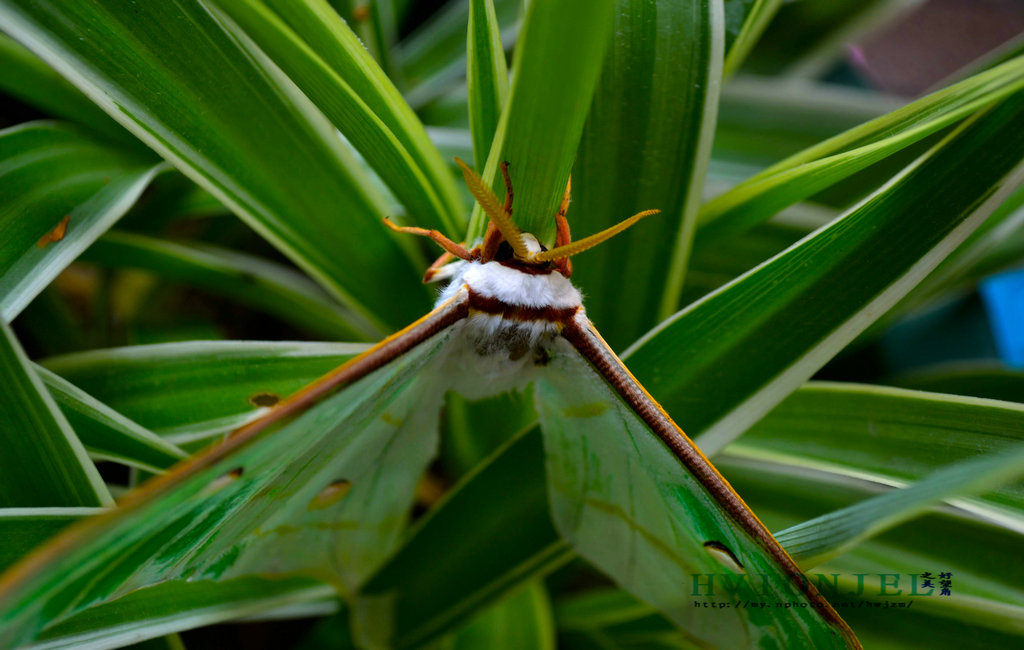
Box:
534;315;860;649
0;291;469;647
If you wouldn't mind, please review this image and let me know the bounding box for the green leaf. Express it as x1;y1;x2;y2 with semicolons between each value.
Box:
713;78;902;169
889;180;1024;318
556;588;709;650
723;0;781;78
624;94;1024;456
734;382;1024;514
555;581;1024;650
11;289;88;358
0;0;428;334
0;321;111;507
840;601;1024;650
466;0;509;168
683;219;824;305
358;428;572;649
721;457;1024;637
467;0;615;243
889;362;1024;403
450;582;555;650
777;439;1024;568
0;35;121;138
698;56;1024;246
399;0;519;110
41;341;367;442
36;367;187;473
208;0;465;234
358;0;400;83
80;232;369;341
441;388;536;476
36;577;334;650
0;508;101;573
719;382;1024;565
569;0;725;345
0;121;163;322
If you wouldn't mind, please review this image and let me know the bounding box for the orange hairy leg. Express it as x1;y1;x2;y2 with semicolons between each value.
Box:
422;250;457;282
500;161;514;214
382;218;474;261
554;176;573;277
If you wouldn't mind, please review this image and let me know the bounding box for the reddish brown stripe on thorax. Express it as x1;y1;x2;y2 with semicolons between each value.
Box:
468;289;579;323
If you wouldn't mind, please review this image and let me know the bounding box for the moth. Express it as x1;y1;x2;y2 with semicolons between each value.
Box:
0;160;860;648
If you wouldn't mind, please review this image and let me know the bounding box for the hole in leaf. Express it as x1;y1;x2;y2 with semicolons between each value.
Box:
308;479;352;511
704;540;745;572
249;392;280;407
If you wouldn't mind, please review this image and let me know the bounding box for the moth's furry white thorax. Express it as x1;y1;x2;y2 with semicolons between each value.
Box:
434;260;582;310
433;244;585;397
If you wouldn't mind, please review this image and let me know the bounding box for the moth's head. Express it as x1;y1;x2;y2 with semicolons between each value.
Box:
454;157;659;271
383;158;659;280
492;233;545;263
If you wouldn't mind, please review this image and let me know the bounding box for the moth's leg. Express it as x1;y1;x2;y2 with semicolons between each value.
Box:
481;221;504;261
422;250;456;282
500;161;514;215
383;218;474;260
554;175;573;277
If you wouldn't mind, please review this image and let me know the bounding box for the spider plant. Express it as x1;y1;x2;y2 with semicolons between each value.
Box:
1;0;1023;647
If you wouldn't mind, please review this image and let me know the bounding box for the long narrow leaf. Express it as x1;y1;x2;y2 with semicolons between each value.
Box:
466;0;615;243
466;0;508;168
0;322;111;507
41;341;366;442
0;36;120;138
80;232;368;341
570;0;725;346
358;428;571;648
34;578;333;650
723;0;781;78
450;582;555;650
734;382;1024;515
0;122;162;321
209;0;464;234
0;0;428;334
399;0;519;110
724;457;1024;636
624;94;1024;455
776;440;1024;567
37;367;187;473
698;56;1024;246
0;508;102;573
890;362;1024;402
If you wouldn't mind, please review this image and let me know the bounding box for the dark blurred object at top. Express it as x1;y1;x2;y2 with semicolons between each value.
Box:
849;0;1024;95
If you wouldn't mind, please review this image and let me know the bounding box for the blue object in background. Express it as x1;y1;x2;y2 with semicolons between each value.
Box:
980;265;1024;368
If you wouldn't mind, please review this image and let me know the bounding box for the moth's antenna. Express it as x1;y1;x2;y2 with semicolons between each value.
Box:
455;157;531;259
534;209;660;262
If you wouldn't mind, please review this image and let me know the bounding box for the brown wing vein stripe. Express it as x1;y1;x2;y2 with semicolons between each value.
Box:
560;317;859;645
230;292;470;441
468;290;578;322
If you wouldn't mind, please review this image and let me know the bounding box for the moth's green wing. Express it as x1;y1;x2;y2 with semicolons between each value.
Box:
0;302;466;647
534;325;859;648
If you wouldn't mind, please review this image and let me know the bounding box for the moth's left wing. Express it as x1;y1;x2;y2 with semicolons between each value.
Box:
0;292;469;647
534;314;860;649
